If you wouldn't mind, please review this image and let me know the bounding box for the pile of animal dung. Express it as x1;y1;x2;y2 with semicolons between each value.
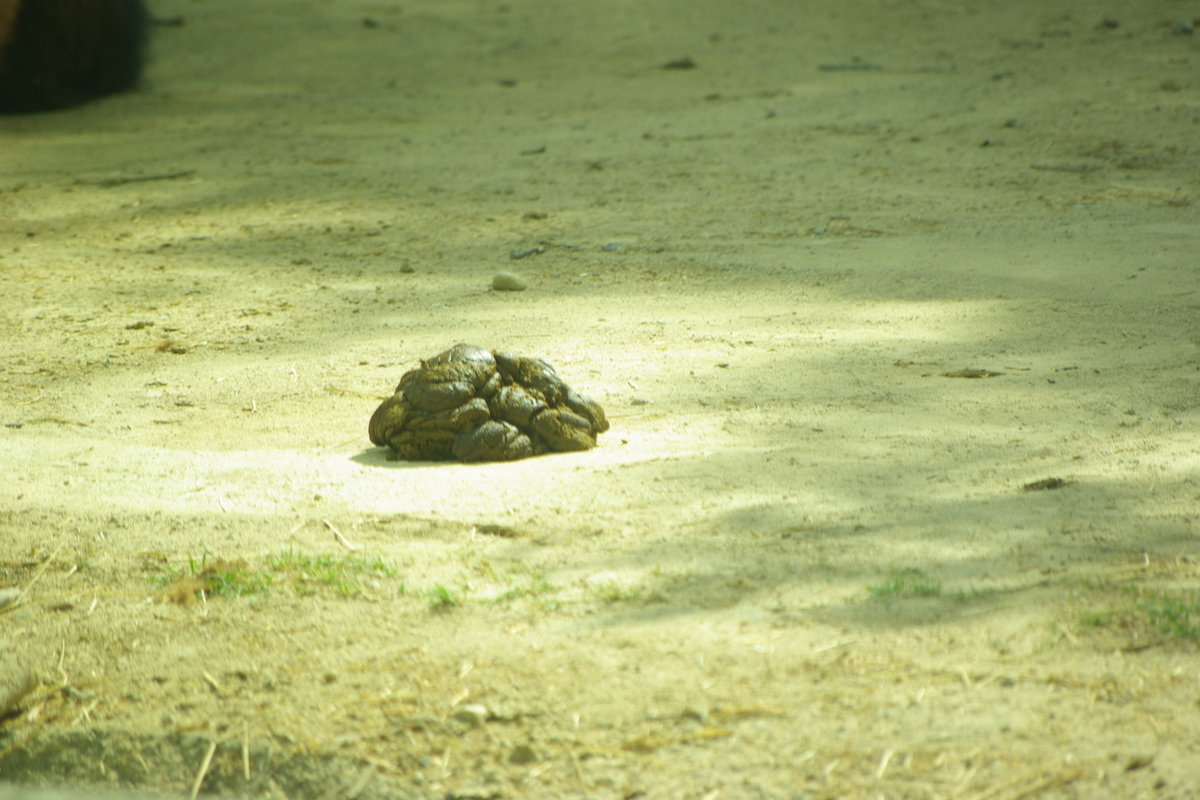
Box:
369;344;608;462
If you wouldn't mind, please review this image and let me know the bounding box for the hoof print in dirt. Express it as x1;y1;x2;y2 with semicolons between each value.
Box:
369;343;608;462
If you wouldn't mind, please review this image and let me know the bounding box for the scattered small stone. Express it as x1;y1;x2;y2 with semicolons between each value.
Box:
1170;19;1195;35
492;272;528;291
509;744;537;765
1125;754;1155;772
453;704;489;726
1023;477;1069;492
630;397;649;406
941;369;1004;378
602;242;620;252
476;524;520;538
662;56;696;70
509;246;544;260
400;263;415;273
0;587;20;609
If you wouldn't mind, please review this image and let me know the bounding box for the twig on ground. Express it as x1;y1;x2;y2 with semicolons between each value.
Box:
56;640;68;685
202;670;223;694
10;541;68;610
70;698;99;726
876;749;893;779
324;519;362;551
314;435;367;453
190;739;218;800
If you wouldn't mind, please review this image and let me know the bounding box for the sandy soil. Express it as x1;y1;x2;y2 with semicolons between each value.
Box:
2;0;1200;797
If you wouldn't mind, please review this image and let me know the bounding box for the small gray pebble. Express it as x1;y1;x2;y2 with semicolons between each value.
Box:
492;272;528;291
453;704;489;726
509;246;545;260
602;242;621;252
1171;19;1195;35
811;225;826;235
509;744;538;765
630;397;649;406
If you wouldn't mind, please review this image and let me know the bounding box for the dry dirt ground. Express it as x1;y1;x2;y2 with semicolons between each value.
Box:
2;0;1200;798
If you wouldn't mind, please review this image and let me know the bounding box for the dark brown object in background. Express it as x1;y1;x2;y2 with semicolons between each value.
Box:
0;0;148;113
370;344;610;463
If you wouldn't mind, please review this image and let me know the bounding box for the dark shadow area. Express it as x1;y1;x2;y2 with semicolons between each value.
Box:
350;446;427;469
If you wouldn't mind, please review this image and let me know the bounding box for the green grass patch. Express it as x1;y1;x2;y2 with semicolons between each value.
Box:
265;550;396;598
152;555;270;597
867;568;942;601
1078;610;1114;628
949;586;995;604
428;584;461;610
590;583;643;603
1067;573;1200;649
1142;592;1200;639
155;550;399;601
203;559;272;598
1111;584;1200;640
